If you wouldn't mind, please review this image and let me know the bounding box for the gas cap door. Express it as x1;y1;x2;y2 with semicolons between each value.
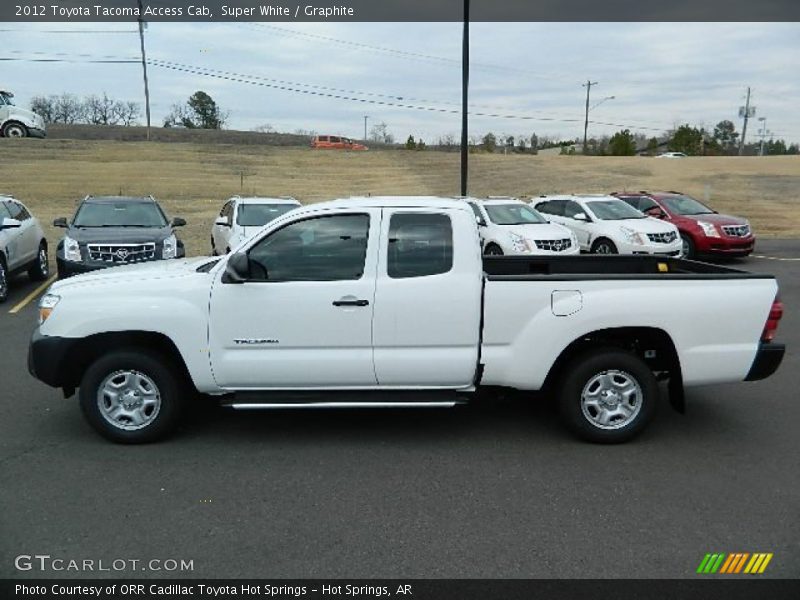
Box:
551;290;583;317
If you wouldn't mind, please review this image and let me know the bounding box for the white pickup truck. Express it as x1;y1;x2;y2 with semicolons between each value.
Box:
28;197;785;444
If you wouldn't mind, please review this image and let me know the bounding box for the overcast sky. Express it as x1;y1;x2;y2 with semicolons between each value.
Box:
2;22;799;143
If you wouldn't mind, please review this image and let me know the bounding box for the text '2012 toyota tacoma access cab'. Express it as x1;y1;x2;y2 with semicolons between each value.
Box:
28;197;785;444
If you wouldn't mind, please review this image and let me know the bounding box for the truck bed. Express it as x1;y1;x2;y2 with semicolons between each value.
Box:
483;255;773;280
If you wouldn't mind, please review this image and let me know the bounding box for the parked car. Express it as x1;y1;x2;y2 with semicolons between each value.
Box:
0;194;48;302
29;196;784;445
53;195;186;279
465;197;578;256
311;135;368;151
212;196;301;255
656;152;687;159
533;195;683;256
612;191;755;259
0;90;46;138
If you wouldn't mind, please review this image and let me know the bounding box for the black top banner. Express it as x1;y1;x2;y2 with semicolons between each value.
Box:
2;0;800;22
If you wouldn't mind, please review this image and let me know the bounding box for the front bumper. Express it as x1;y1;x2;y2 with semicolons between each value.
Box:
744;343;785;381
621;240;683;256
28;330;76;388
698;237;755;256
28;127;47;139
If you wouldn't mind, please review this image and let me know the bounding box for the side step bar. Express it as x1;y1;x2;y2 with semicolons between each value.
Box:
230;401;461;410
222;390;469;410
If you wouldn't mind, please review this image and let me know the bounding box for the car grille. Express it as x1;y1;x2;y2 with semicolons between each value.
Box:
88;243;156;264
647;231;678;244
535;238;572;252
722;224;751;237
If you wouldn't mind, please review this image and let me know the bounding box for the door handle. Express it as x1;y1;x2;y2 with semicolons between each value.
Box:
333;299;369;307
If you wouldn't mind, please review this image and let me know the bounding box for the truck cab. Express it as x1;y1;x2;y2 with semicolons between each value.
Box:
0;90;47;139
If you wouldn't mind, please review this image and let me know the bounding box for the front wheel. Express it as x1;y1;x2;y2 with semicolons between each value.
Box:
2;122;28;138
483;243;504;256
28;242;49;281
558;349;658;443
590;238;618;254
0;257;8;303
680;234;695;259
79;350;185;443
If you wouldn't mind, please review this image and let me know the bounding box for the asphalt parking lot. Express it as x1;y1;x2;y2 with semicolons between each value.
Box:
1;241;798;579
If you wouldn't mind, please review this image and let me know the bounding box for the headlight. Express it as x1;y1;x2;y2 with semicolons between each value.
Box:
38;293;60;324
508;232;533;253
697;221;720;237
63;236;81;262
620;226;645;245
162;234;177;259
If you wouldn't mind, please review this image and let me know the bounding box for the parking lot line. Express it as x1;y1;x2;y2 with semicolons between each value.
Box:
752;254;800;261
8;275;56;315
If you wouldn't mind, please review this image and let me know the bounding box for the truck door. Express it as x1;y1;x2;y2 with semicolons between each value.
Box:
208;209;380;388
372;207;483;387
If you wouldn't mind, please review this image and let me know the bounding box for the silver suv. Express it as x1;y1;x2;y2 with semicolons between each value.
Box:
0;195;49;302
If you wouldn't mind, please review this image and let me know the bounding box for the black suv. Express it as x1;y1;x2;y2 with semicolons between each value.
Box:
54;196;186;279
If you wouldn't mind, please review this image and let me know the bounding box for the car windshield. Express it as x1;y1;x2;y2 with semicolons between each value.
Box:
484;204;548;225
586;199;647;220
237;203;297;226
73;201;167;227
659;195;715;216
0;93;14;106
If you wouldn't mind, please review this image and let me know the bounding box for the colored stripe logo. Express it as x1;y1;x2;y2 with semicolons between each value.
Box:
697;552;773;574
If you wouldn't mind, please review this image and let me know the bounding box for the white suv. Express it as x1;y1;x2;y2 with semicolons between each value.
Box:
533;195;682;256
465;197;578;256
0;195;49;302
211;196;301;254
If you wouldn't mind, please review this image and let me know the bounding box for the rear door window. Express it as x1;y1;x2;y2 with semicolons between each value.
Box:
563;201;584;219
387;213;453;279
536;200;564;216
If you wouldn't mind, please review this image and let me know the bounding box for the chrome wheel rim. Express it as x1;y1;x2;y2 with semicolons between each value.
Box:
595;243;613;254
5;125;25;138
38;248;48;276
97;370;161;431
580;369;642;430
681;238;690;257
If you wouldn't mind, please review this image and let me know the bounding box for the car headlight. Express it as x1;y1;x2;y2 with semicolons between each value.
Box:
63;236;81;262
162;234;177;259
38;293;60;324
620;226;645;245
508;232;533;253
697;221;720;237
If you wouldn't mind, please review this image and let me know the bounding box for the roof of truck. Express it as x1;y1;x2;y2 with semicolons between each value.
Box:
312;196;478;210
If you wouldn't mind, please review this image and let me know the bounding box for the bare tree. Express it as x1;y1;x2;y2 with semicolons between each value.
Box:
30;96;56;124
114;101;141;126
53;93;84;124
369;121;394;144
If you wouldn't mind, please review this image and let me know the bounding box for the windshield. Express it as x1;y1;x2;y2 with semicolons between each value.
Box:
73;201;168;228
484;204;548;225
237;204;297;227
0;93;14;106
659;195;714;216
586;199;647;220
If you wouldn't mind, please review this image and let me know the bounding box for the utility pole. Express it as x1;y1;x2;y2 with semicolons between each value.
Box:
363;116;368;142
582;80;598;154
758;117;767;156
460;0;470;196
137;0;152;141
738;86;752;156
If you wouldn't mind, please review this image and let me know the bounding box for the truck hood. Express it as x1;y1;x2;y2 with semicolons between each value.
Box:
5;106;45;129
50;256;216;292
611;217;677;234
66;225;174;244
506;223;574;240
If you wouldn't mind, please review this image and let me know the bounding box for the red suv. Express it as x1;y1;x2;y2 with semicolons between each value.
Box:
612;191;755;259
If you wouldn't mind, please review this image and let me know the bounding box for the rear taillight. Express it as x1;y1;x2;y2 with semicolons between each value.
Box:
762;296;784;343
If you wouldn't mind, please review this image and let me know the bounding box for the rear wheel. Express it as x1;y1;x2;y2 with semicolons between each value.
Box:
28;242;49;281
558;348;657;443
484;243;504;256
680;234;695;259
2;122;28;138
79;350;185;443
0;257;8;303
590;238;618;254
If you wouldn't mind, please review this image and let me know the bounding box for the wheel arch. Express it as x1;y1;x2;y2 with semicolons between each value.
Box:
1;120;29;135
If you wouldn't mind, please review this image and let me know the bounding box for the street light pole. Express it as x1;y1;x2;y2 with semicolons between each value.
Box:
582;80;598;154
460;0;470;196
136;0;151;141
363;115;368;142
758;117;767;156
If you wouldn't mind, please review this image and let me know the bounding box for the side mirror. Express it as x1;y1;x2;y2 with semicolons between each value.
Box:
171;217;187;227
214;216;230;227
1;217;21;230
221;251;250;284
53;217;68;228
646;207;667;219
573;212;589;222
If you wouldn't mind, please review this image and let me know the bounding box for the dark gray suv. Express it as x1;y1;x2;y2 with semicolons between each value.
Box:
54;196;186;279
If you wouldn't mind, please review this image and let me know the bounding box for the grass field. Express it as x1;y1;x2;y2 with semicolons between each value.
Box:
1;138;798;256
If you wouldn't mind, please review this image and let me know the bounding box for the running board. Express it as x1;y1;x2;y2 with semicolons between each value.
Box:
222;390;469;410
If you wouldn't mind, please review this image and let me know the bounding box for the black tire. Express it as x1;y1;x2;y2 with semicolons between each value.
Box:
2;121;28;138
484;243;504;256
557;348;658;443
79;350;185;444
0;256;8;303
28;242;49;281
590;238;618;254
680;234;695;259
